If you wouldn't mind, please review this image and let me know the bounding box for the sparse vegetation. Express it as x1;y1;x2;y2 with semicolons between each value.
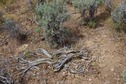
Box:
3;19;27;41
72;0;104;27
0;0;14;6
105;0;112;12
111;2;126;31
122;69;126;84
35;0;72;48
1;0;126;84
88;20;97;28
0;11;4;26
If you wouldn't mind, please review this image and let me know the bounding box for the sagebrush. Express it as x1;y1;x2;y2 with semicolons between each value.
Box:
3;19;27;41
105;0;112;12
0;0;13;5
0;11;4;26
72;0;104;26
35;0;72;48
111;2;126;24
111;2;126;31
122;69;126;84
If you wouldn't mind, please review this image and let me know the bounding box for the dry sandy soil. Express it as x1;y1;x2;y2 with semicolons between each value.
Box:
0;0;126;84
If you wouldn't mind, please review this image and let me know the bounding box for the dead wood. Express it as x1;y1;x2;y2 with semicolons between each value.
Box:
16;47;90;78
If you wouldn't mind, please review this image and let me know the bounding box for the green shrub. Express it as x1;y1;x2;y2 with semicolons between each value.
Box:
111;22;126;32
72;0;103;26
122;69;126;84
35;0;71;48
65;0;72;4
27;0;48;10
0;0;13;5
111;2;126;31
35;27;42;33
3;19;27;41
0;11;4;26
88;20;97;28
105;0;112;12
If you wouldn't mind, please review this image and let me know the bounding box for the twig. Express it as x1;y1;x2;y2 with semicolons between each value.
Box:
53;55;73;72
17;47;89;77
19;58;52;77
37;48;52;58
0;73;14;84
0;36;9;47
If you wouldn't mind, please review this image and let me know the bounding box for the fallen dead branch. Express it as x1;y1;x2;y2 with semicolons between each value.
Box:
18;57;52;77
36;48;52;58
0;57;14;84
0;35;9;47
0;75;14;84
16;47;90;78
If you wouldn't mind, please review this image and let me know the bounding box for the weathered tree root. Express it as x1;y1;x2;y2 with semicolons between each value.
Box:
0;58;14;84
0;75;14;84
17;57;52;77
53;55;73;72
16;47;89;77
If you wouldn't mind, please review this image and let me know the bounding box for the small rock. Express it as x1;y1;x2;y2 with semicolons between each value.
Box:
88;78;92;81
99;64;106;67
62;72;66;76
110;68;114;72
104;81;109;84
18;44;28;52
